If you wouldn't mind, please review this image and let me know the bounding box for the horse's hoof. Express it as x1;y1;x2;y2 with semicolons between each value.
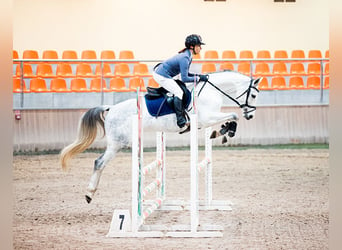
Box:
85;195;92;204
222;136;228;144
227;121;237;137
210;131;218;139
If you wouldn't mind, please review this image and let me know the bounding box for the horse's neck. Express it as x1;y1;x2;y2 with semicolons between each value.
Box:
206;71;250;98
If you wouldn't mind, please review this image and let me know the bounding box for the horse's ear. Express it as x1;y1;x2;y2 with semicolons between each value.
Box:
253;77;262;87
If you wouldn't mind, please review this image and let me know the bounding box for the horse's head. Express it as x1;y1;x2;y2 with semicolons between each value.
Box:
205;71;261;120
240;77;261;120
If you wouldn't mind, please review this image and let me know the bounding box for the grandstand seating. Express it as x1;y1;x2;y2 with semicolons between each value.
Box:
36;63;55;78
201;63;217;73
23;50;39;59
81;50;97;59
256;50;271;59
101;50;116;59
108;77;130;92
12;48;330;95
239;50;253;59
70;78;90;92
222;50;236;59
306;76;321;89
271;76;287;90
237;62;251;76
42;50;59;59
95;63;115;77
50;78;71;92
129;77;146;91
204;50;219;59
90;78;107;92
219;62;234;71
13;78;29;93
289;76;305;89
119;50;134;59
30;78;50;92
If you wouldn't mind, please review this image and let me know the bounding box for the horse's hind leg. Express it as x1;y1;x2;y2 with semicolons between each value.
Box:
85;145;117;203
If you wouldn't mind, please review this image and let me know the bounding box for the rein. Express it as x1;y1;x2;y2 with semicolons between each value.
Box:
197;77;259;113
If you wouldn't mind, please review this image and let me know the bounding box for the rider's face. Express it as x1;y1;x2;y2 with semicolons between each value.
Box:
193;45;202;55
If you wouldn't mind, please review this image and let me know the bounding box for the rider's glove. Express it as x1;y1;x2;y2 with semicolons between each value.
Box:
199;74;209;82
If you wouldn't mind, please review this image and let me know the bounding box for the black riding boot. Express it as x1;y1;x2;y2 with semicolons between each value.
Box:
174;97;187;128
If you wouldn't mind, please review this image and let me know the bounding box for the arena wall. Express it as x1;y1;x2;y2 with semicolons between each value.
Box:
12;105;329;152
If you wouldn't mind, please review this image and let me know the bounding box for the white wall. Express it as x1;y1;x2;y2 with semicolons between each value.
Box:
13;0;329;59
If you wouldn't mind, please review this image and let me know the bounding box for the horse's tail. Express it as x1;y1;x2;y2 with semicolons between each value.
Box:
60;106;110;170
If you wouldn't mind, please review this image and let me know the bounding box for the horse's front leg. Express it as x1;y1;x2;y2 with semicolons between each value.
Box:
199;111;239;143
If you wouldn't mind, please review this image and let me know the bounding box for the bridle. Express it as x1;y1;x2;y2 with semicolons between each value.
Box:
197;77;259;114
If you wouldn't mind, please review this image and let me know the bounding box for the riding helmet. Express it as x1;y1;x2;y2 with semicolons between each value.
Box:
185;34;205;48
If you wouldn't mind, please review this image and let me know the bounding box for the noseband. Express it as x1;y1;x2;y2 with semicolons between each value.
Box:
198;78;259;114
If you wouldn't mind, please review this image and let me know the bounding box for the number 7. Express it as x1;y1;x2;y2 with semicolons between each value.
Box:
119;214;125;230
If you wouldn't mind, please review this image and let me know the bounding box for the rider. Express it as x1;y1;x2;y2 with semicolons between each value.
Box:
153;34;209;128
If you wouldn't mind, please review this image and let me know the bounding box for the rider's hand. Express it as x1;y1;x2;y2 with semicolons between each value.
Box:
199;74;209;82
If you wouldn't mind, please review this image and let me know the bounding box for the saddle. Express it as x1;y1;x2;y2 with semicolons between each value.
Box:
144;79;191;118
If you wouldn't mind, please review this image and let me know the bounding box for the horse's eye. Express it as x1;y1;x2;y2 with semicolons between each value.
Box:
251;94;256;98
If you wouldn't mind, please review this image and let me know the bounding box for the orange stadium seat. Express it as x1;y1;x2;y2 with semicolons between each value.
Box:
222;50;236;59
108;77;130;92
133;63;151;77
90;78;108;92
81;50;97;59
119;50;134;59
274;50;288;59
23;50;39;59
50;78;71;92
129;77;146;91
204;50;219;59
42;50;58;59
13;50;19;59
272;62;288;75
16;64;36;78
95;63;114;78
308;50;322;59
289;76;305;89
271;76;287;90
36;63;56;78
239;50;253;59
114;63;132;77
62;50;78;59
307;63;321;75
201;63;216;73
257;77;270;90
256;50;271;59
237;62;251;76
30;78;50;92
193;53;201;59
76;63;95;78
13;78;29;93
70;78;90;92
325;50;329;58
290;62;306;76
291;50;305;59
306;76;321;89
324;76;329;89
324;63;329;75
56;63;75;77
147;77;159;88
100;50;116;59
219;62;234;71
254;62;271;76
